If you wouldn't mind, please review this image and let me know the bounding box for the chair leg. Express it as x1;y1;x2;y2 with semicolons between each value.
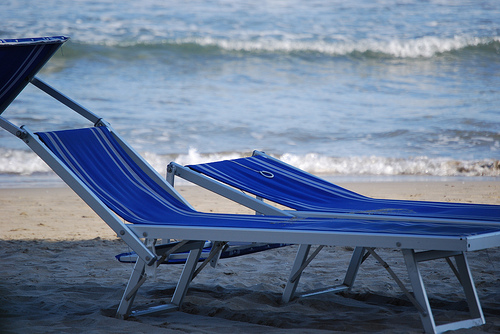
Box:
343;247;365;290
283;245;367;303
116;241;205;318
282;244;311;303
403;249;486;334
402;249;437;334
171;242;204;306
116;258;147;319
453;253;485;322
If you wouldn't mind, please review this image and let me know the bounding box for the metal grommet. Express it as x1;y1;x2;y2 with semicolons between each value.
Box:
259;170;274;178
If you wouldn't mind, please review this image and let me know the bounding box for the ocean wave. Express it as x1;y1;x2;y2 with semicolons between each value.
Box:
0;150;52;175
279;153;500;177
2;148;499;178
63;35;500;60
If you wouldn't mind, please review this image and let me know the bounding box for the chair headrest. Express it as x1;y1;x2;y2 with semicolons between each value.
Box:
0;36;69;115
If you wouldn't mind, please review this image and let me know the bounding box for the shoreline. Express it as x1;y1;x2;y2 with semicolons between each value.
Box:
1;181;499;333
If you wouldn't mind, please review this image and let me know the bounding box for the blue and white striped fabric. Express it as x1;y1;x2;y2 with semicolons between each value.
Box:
36;127;500;237
188;156;500;222
0;36;68;114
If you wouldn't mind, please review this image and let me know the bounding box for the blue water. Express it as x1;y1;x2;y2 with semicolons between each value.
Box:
1;0;499;186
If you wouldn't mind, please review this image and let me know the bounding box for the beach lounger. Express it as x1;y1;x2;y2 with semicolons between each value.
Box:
1;37;500;334
168;152;500;301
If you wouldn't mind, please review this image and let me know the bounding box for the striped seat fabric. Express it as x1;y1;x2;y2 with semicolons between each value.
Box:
36;127;499;237
188;155;500;221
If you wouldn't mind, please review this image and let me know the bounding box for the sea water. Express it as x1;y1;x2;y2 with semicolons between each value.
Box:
1;0;499;187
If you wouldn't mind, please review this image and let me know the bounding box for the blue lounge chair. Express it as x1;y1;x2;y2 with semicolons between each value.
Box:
1;36;499;334
168;152;500;305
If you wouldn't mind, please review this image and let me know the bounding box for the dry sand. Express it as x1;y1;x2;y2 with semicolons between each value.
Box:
1;181;499;333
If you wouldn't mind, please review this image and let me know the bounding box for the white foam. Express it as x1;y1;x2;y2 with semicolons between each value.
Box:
67;33;500;59
280;154;500;177
0;150;51;175
168;35;499;58
1;149;498;178
172;148;243;166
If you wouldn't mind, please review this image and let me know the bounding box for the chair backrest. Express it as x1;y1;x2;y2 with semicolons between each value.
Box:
37;127;197;224
188;156;500;221
188;156;370;211
0;36;68;114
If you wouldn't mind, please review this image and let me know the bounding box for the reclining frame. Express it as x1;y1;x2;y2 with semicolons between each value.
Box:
167;156;498;333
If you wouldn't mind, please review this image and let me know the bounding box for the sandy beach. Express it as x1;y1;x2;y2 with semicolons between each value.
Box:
1;181;499;333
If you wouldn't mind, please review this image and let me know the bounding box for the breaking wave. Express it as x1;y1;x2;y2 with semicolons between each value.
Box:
2;148;499;179
168;35;500;58
61;35;500;60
